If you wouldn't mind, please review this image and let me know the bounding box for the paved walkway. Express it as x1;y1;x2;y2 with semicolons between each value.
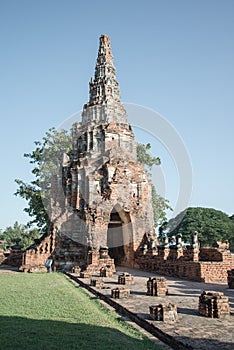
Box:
71;267;234;350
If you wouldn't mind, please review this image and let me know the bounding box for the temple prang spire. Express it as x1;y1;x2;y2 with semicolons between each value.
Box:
82;34;127;125
95;34;114;70
89;34;120;105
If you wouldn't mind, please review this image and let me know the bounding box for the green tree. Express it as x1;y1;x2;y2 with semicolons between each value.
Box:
136;143;171;227
1;221;40;250
0;229;7;251
136;143;161;170
15;128;72;234
165;207;234;251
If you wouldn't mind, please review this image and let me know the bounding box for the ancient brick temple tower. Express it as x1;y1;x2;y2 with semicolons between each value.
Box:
51;34;156;270
21;34;156;272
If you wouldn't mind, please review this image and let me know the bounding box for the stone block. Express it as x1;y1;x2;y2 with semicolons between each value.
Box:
111;287;130;299
80;271;91;278
147;277;168;296
199;291;230;318
149;303;177;322
118;273;134;285
71;266;81;274
90;278;104;288
100;266;113;277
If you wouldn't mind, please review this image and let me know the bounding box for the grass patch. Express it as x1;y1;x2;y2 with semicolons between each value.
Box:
0;273;161;349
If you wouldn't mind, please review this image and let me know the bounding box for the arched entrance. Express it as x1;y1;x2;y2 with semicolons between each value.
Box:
107;205;133;266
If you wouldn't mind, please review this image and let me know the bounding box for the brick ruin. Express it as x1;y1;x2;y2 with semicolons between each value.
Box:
90;278;104;288
111;287;130;299
147;277;168;296
0;248;5;264
199;291;230;318
149;303;178;322
1;35;234;284
135;232;234;283
118;272;134;285
19;34;156;274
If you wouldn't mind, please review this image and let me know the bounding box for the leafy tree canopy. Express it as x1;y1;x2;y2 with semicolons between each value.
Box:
0;221;40;250
15;128;72;234
136;143;171;227
162;207;234;251
136;143;161;170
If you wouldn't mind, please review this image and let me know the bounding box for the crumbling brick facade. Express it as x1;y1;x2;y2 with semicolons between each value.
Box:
135;232;234;283
20;228;55;272
0;248;6;264
4;249;23;268
47;35;156;272
19;34;156;273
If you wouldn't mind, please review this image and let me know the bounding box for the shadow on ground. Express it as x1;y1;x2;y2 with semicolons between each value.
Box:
0;315;158;350
176;307;199;316
174;335;234;350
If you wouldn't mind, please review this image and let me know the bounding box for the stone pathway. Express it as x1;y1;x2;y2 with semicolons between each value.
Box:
70;267;234;350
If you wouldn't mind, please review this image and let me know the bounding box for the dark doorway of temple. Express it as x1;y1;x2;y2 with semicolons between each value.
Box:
107;210;125;265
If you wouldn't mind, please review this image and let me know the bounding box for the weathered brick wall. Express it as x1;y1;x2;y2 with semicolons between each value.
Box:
20;229;55;272
0;248;6;264
199;248;223;261
199;262;232;283
136;258;202;282
54;233;88;271
23;248;51;271
4;250;23;267
135;245;234;284
50;140;156;270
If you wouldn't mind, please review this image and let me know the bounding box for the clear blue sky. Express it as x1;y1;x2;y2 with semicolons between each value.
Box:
0;0;233;229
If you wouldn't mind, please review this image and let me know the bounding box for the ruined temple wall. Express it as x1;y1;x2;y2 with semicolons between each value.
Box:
199;261;234;283
52;160;154;267
199;248;224;261
19;228;56;272
83;158;154;250
136;256;234;283
136;256;202;282
0;249;6;264
3;250;23;267
135;247;234;284
53;233;87;271
22;249;50;271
